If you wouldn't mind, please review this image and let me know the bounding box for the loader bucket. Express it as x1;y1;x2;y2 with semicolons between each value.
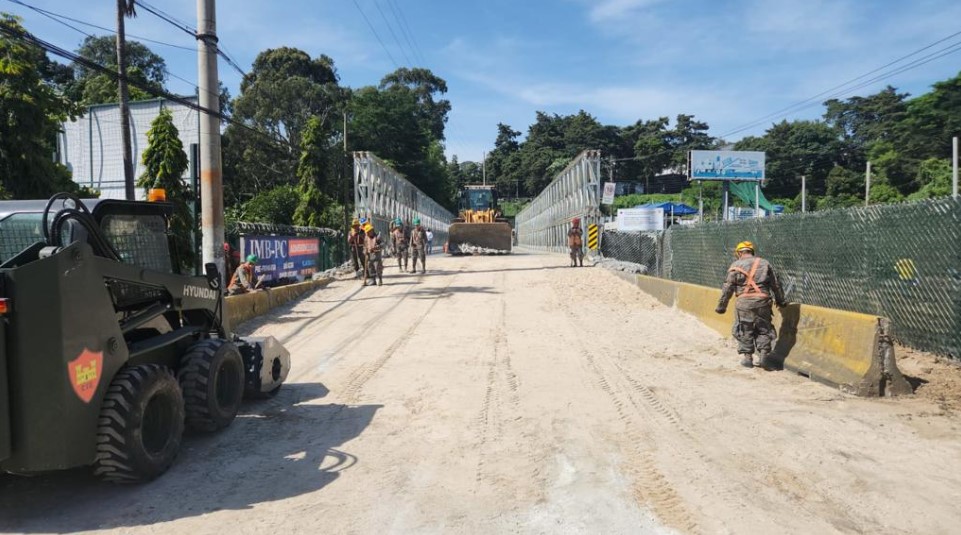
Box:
447;222;512;255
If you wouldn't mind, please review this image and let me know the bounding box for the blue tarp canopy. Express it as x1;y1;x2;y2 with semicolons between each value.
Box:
634;202;699;216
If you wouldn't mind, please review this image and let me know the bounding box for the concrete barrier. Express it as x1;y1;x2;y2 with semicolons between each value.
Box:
224;278;333;330
627;274;912;397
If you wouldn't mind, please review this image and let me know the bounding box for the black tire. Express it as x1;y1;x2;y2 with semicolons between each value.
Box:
179;339;245;432
93;364;185;483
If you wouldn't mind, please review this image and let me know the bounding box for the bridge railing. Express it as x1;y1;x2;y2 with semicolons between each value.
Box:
515;150;603;253
353;151;454;244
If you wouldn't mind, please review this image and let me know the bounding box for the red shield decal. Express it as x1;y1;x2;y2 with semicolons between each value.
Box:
68;349;103;404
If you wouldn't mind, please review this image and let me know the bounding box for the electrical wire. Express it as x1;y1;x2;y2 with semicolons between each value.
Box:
4;1;226;111
351;0;399;68
5;0;195;51
372;0;412;66
0;21;296;157
720;29;961;138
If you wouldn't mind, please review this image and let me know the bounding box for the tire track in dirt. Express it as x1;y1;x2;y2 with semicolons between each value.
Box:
542;272;702;533
549;267;887;534
341;272;461;404
473;273;542;494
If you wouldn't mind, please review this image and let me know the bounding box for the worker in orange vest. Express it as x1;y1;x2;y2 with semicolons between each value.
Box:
568;217;584;267
715;241;787;369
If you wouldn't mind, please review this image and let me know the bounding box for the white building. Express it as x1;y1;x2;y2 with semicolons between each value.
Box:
58;97;199;200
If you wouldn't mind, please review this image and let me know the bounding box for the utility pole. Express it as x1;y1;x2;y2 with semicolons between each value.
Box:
342;111;349;238
697;181;703;223
197;0;224;279
482;151;487;186
865;161;872;207
116;0;135;200
801;175;807;213
953;136;958;199
722;181;730;221
755;182;761;218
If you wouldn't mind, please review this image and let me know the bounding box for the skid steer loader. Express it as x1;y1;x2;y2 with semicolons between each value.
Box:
0;193;290;483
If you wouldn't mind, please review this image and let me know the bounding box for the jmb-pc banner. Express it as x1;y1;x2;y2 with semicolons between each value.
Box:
240;235;320;285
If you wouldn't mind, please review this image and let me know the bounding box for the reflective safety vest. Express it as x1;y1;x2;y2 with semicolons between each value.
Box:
729;257;768;299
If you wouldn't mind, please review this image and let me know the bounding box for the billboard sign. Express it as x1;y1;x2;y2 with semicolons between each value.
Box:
690;150;765;181
601;182;616;205
616;208;664;231
240;235;320;285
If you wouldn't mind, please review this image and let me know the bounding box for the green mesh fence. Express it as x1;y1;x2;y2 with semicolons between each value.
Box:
665;197;961;358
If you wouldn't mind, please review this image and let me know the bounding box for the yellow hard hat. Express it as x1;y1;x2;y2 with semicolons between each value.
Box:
364;223;374;232
352;218;360;226
735;241;755;254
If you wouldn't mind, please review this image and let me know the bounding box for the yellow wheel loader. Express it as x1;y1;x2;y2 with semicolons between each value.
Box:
446;186;512;255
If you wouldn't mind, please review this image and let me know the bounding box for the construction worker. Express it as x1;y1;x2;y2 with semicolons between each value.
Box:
410;217;428;274
364;223;384;286
715;241;787;369
391;217;410;272
568;217;584;267
228;254;263;295
348;218;366;278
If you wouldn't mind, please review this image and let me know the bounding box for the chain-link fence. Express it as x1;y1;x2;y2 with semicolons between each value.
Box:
601;197;961;359
599;231;664;275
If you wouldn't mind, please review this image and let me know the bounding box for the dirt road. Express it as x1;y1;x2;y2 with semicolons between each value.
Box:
3;251;961;534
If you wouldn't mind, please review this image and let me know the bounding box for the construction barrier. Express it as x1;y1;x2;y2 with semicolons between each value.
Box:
626;274;912;397
225;277;333;330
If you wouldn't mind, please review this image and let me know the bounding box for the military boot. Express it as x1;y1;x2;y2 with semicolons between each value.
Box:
739;354;754;368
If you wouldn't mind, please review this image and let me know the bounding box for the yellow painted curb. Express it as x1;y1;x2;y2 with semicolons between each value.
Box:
631;274;911;397
224;277;333;330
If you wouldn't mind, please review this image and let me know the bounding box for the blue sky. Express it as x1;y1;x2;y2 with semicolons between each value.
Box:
6;0;961;162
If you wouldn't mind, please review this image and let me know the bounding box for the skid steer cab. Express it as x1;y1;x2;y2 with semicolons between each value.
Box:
0;194;290;483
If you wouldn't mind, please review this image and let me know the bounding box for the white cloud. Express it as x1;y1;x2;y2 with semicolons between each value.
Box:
589;0;665;22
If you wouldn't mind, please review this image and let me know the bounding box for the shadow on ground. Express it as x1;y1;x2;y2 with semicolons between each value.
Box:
0;383;381;533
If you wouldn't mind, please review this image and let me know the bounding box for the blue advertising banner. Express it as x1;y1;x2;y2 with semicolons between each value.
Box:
240;235;320;285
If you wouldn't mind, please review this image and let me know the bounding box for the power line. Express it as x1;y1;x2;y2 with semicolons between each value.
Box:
128;0;248;80
136;0;195;38
5;0;195;51
372;0;412;66
720;29;961;139
3;1;226;109
385;0;424;66
351;0;399;68
0;21;295;157
387;0;427;66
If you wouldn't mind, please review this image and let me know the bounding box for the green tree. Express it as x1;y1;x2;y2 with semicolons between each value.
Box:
67;35;166;105
223;47;347;205
908;158;954;200
667;114;714;169
735;120;840;198
239;185;300;225
137;108;193;271
294;116;331;227
379;67;451;141
0;15;81;198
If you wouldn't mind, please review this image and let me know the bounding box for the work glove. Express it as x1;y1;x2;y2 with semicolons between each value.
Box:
714;305;727;315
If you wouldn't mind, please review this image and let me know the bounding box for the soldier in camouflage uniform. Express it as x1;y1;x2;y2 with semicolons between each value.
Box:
363;223;384;286
715;241;787;369
391;217;410;272
409;218;428;274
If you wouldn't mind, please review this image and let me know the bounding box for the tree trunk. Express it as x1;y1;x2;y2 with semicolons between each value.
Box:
117;0;135;200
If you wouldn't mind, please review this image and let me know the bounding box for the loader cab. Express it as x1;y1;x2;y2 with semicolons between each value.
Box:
459;186;498;212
